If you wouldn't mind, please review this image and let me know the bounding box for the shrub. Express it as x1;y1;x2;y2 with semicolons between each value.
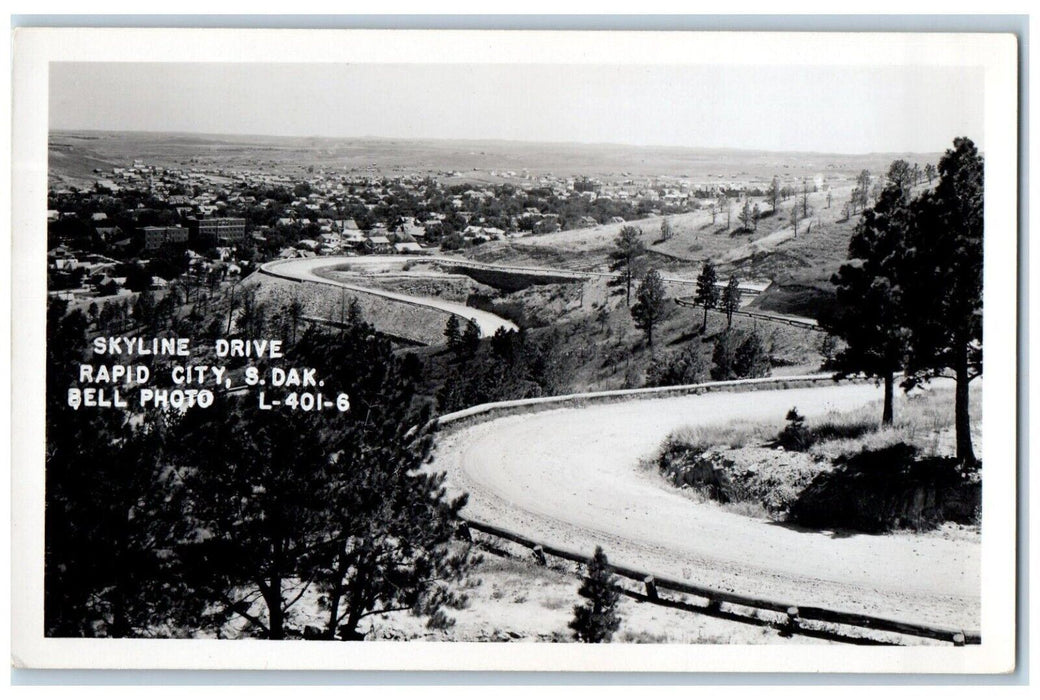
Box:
645;346;710;387
711;330;771;380
778;408;812;451
569;546;621;643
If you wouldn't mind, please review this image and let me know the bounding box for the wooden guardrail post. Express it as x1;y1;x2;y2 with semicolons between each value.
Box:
461;518;979;645
780;606;800;638
644;575;658;600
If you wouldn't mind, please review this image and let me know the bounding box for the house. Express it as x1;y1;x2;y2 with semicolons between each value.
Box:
340;230;366;248
365;235;392;254
393;241;424;254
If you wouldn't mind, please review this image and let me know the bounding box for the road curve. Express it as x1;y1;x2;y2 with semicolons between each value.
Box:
431;381;980;630
260;256;519;337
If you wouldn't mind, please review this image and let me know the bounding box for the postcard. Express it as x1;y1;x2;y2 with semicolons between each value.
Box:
10;27;1019;672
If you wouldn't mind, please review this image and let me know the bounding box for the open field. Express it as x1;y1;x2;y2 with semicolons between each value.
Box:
50;129;942;186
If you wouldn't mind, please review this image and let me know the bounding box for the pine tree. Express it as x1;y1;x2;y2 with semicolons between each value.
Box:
718;191;731;229
766;176;781;212
609;226;647;306
660;217;673;241
824;177;913;425
721;276;741;329
738;194;754;232
444;314;461;351
462;317;481;355
902;137;983;462
569;546;621;643
694;261;719;329
631;269;668;349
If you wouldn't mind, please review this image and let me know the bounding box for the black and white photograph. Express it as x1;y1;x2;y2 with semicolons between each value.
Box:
10;27;1019;673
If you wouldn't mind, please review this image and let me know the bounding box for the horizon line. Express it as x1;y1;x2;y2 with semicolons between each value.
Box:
49;127;954;159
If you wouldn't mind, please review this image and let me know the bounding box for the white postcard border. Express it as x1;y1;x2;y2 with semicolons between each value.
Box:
11;28;1020;672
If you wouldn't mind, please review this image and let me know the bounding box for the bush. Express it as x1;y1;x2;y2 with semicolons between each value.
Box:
777;408;811;451
711;330;771;380
569;546;621;643
644;346;710;387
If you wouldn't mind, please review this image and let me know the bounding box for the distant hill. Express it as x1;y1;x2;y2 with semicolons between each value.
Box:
49;129;944;188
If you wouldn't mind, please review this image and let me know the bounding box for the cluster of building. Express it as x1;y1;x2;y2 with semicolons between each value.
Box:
140;218;247;251
46;157;719;303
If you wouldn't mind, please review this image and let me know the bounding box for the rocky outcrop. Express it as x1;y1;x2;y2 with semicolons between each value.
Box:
659;446;830;516
657;442;981;533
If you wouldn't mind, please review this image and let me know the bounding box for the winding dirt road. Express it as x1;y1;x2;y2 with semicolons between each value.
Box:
432;381;980;630
260;256;519;337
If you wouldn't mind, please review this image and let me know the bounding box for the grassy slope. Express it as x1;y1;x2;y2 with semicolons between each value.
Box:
415;276;826;402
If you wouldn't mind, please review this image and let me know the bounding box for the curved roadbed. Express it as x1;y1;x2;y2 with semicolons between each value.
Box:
260;256;518;337
430;380;980;631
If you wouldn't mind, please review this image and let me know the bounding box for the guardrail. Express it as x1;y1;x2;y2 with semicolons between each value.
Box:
435;373;848;432
458;518;979;647
675;296;822;331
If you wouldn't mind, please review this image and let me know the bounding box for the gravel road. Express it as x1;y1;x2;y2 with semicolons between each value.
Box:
431;381;980;630
260;256;518;337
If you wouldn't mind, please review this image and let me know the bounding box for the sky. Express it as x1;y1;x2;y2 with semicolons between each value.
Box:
49;62;985;154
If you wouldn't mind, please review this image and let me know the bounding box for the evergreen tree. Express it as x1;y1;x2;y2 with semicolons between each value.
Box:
734;331;771;378
569;546;621;643
694;261;719;329
721;276;741;329
738;194;754;232
169;324;475;640
824;178;913;425
660;217;673;241
462;318;482;356
631;269;668;349
766;176;781;212
854;169;872;212
886;160;915;199
608;225;647;306
444;314;461;351
711;330;770;381
902;137;983;462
